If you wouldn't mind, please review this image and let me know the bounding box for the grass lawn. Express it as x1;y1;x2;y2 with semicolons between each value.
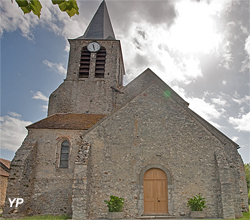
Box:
240;211;249;220
197;208;249;220
4;212;250;219
1;206;249;219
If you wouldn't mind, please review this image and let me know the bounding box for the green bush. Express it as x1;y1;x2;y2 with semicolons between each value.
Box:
104;196;124;212
248;191;250;205
187;194;207;211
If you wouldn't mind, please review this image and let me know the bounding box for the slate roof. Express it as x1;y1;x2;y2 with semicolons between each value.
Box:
27;113;107;130
0;158;11;177
78;1;115;40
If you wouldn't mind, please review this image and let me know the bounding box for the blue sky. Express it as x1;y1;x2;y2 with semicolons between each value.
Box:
0;0;249;163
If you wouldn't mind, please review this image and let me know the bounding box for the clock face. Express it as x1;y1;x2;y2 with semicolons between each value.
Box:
87;42;101;52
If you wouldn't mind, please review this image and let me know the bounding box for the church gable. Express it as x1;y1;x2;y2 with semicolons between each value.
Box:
82;83;234;218
116;68;238;150
85;82;225;153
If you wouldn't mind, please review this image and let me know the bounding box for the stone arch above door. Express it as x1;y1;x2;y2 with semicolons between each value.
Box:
139;164;172;185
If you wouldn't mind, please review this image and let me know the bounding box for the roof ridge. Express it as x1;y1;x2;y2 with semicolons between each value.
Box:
121;68;189;107
0;161;10;173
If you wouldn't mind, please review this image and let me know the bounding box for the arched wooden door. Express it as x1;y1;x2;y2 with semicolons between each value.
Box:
143;168;168;214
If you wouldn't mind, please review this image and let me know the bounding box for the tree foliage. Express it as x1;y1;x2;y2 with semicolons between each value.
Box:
244;163;250;204
14;0;79;18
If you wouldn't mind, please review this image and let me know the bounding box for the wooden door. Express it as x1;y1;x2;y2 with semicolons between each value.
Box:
143;168;168;214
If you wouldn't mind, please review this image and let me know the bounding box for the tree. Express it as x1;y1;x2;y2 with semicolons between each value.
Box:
244;163;250;204
13;0;79;18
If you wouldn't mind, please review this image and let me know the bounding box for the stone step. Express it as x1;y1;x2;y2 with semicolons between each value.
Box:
137;216;177;219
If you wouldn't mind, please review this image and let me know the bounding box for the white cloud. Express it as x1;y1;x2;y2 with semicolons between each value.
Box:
188;97;223;121
245;35;250;55
232;136;239;142
232;95;250;105
43;60;67;75
168;1;222;54
171;86;224;123
42;105;48;112
241;35;250;71
172;86;186;100
0;0;84;41
220;40;233;70
32;91;49;102
209;121;223;130
241;57;250;72
238;107;246;118
120;0;243;86
211;97;227;106
64;43;70;53
229;112;250;132
0;0;39;39
0;112;32;152
8;112;21;118
121;21;203;85
240;25;249;35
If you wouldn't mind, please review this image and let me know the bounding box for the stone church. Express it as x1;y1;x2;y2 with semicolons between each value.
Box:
3;1;248;219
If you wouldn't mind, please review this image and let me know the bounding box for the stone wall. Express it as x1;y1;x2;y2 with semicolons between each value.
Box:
0;176;8;208
3;129;83;218
3;73;247;219
27;129;82;217
48;39;125;116
82;84;245;219
72;141;92;220
3;138;37;218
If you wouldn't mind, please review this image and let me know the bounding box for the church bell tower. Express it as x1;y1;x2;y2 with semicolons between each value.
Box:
48;1;125;116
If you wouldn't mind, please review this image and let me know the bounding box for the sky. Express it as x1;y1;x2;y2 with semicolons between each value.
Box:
0;0;249;164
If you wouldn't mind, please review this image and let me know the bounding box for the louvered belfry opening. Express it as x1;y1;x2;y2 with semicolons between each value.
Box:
95;47;106;78
79;46;91;78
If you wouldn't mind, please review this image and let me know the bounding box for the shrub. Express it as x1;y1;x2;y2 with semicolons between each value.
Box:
248;190;250;205
104;196;124;212
187;194;207;211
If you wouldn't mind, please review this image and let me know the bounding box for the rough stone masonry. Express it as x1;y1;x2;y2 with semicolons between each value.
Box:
3;1;248;219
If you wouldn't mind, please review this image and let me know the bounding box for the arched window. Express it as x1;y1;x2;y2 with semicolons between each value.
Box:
59;140;70;168
79;47;91;78
95;47;106;78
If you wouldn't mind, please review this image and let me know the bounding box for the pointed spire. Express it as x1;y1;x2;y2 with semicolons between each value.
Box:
78;1;116;40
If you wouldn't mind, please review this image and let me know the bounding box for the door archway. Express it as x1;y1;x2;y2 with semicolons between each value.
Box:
143;168;168;214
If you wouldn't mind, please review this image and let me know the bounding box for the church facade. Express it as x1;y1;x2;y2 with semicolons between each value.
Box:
3;1;248;219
